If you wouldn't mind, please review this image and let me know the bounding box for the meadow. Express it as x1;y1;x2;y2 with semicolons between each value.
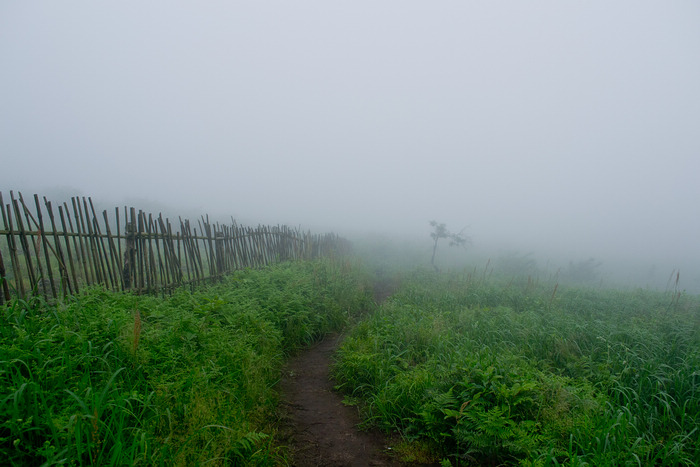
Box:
3;250;699;466
333;269;700;465
0;259;372;466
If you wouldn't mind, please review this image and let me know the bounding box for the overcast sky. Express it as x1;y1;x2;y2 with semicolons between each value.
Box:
1;2;699;282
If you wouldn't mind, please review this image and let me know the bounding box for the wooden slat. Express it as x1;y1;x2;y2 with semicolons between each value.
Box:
88;199;114;289
44;198;71;297
12;194;38;291
0;191;347;300
82;197;104;285
0;193;15;302
71;198;92;284
102;209;122;291
58;204;80;294
3;198;25;298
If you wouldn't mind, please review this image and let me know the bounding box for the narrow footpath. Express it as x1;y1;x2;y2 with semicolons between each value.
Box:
277;279;406;466
278;333;402;466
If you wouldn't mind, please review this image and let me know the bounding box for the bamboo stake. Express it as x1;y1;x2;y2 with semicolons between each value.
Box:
188;222;200;283
187;221;200;285
224;225;234;272
244;227;255;268
0;246;7;304
136;210;145;292
256;227;265;266
254;228;265;267
17;193;48;297
0;196;10;303
155;216;167;288
143;213;152;292
167;218;181;285
145;214;154;292
145;212;154;291
1;194;19;301
4;200;25;299
11;194;38;293
102;210;123;290
28;194;58;299
176;230;185;285
192;226;205;284
122;208;137;291
43;198;71;297
179;218;192;284
58;205;79;294
147;214;163;291
199;217;213;277
189;222;200;282
71;198;94;284
160;215;180;288
231;219;244;270
116;207;123;283
32;195;57;299
82;197;104;285
156;215;170;289
17;193;45;293
88;199;114;289
238;227;248;268
181;219;194;282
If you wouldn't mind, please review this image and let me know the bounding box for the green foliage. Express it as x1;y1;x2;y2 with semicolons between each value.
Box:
0;259;371;466
334;270;700;465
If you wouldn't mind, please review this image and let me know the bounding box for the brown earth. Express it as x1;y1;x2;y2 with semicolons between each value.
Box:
277;278;431;466
278;332;404;466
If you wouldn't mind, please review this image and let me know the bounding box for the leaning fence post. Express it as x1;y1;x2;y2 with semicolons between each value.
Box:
122;215;136;290
0;247;9;305
215;231;225;277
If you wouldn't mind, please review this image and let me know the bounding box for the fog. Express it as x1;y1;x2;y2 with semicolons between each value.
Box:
2;2;699;291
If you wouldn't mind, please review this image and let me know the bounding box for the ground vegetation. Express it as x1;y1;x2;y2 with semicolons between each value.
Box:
334;269;700;465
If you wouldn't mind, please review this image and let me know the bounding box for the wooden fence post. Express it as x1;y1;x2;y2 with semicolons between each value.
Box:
215;231;225;276
0;246;8;305
122;215;136;290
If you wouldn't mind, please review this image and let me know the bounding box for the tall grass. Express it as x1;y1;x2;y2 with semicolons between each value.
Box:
0;258;372;466
333;268;700;465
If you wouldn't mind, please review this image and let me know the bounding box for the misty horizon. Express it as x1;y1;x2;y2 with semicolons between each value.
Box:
2;2;699;291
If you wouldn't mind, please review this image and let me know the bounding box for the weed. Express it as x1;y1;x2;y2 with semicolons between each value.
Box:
0;258;371;465
334;271;700;465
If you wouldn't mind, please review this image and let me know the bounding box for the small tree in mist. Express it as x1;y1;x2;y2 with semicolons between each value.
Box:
429;221;470;272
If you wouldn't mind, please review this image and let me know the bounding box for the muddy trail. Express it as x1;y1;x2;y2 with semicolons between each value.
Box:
277;279;424;466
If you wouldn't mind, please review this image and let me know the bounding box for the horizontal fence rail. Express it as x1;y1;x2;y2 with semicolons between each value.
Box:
0;191;350;303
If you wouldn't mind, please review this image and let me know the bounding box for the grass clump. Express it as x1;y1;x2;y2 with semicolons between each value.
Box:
333;269;700;465
0;259;371;466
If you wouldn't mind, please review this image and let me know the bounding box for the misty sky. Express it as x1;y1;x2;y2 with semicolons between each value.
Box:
1;2;699;277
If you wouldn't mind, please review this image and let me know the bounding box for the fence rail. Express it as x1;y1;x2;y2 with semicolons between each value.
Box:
0;191;349;303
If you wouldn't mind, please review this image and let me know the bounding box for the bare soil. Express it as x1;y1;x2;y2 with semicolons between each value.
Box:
277;278;417;466
278;333;403;466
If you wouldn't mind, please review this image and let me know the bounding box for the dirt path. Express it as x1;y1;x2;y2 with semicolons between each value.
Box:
278;333;403;466
277;279;406;466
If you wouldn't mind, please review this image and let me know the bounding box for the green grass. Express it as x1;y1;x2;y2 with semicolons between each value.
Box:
333;268;700;466
0;258;372;466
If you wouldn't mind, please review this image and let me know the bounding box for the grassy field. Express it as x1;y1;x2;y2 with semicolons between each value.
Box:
4;253;699;466
0;259;372;466
333;269;700;465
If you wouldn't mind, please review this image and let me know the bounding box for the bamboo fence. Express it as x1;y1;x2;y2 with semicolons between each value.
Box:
0;191;350;304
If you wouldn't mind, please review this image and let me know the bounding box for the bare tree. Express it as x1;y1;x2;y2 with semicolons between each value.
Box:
429;221;470;272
